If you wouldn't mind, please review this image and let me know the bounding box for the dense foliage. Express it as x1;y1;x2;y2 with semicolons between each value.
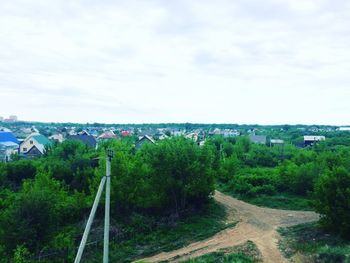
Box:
279;223;350;262
314;167;350;237
0;138;215;261
1;128;350;261
209;134;350;238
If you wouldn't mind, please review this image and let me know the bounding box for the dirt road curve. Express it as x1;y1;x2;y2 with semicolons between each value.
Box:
139;191;319;263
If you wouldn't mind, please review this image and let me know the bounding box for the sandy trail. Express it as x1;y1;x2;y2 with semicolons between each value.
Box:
139;191;319;263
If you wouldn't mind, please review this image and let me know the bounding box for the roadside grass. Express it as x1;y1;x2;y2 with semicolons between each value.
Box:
278;222;350;262
180;240;261;263
86;200;237;262
239;194;313;211
181;251;253;263
217;183;313;211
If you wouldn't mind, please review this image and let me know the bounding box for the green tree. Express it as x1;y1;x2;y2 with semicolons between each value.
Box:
40;140;95;192
0;173;86;256
100;138;215;215
139;137;215;213
5;159;37;188
314;167;350;238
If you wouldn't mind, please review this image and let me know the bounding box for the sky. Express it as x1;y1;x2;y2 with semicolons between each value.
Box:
0;0;350;125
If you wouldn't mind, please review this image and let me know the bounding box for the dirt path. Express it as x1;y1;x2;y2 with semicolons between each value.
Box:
139;191;319;263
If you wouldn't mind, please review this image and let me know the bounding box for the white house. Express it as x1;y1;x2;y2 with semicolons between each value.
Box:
338;127;350;132
304;136;325;147
49;133;65;143
0;142;18;162
0;131;19;162
20;133;52;155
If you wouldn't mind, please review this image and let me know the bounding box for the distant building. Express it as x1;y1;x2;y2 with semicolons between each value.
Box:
4;119;14;123
249;134;267;144
9;115;18;122
98;132;119;141
154;132;169;141
208;129;239;137
4;115;18;122
0;127;11;132
171;130;183;136
136;135;155;150
120;131;131;137
338;127;350;132
89;129;99;137
69;134;97;148
223;129;240;137
25;145;44;158
185;132;198;142
0;142;19;162
21;127;33;135
49;133;65;143
304;136;325;147
78;130;90;136
270;139;284;146
20;134;52;156
0;131;20;162
0;131;20;145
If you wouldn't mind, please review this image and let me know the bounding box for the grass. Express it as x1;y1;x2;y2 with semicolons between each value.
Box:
180;240;261;263
217;183;313;211
181;251;253;263
239;194;313;211
278;222;350;262
86;201;237;262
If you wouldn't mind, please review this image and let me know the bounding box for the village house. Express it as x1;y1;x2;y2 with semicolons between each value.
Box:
185;132;199;142
120;131;132;137
97;131;119;141
249;134;267;144
69;134;97;148
19;133;52;157
171;129;184;136
135;135;155;150
270;139;284;147
0;131;20;162
338;127;350;132
49;133;65;143
154;132;169;141
304;136;325;147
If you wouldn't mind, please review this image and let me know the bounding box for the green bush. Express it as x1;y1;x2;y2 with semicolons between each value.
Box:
92;137;215;215
314;167;350;238
0;173;86;256
228;168;277;197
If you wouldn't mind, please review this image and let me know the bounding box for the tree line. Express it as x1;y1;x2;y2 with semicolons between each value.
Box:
0;133;350;261
0;137;215;261
209;135;350;238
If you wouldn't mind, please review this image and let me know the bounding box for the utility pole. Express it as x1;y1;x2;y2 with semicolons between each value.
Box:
74;176;106;263
74;150;114;263
104;150;113;263
220;143;225;162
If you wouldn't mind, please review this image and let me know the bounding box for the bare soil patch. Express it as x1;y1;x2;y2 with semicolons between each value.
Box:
138;191;319;263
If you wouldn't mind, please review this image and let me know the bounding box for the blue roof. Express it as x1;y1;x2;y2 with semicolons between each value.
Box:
0;132;19;144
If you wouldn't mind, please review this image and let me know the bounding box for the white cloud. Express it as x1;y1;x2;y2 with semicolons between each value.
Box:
0;0;349;124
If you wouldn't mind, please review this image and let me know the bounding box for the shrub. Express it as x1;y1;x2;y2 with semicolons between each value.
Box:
314;167;350;238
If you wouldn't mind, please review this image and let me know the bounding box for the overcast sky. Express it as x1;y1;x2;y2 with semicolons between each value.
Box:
0;0;349;125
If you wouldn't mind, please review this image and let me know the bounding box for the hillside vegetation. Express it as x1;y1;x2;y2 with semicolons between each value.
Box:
0;129;350;262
